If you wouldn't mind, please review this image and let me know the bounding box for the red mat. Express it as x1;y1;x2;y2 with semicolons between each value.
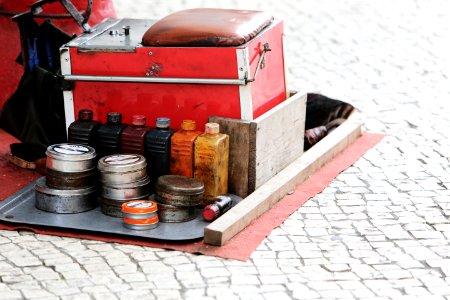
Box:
0;130;383;261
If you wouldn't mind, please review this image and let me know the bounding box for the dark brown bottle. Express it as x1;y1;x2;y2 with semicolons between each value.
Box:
120;115;152;155
67;109;101;147
96;112;127;158
202;194;242;221
145;117;175;189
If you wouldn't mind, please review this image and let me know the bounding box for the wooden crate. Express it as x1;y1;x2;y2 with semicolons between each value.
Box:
204;120;362;246
209;91;307;198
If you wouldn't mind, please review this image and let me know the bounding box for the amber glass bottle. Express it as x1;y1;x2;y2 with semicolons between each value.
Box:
194;123;229;206
120;115;152;155
170;120;202;177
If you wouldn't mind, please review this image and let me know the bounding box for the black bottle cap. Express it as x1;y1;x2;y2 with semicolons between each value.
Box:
78;109;93;121
107;112;122;124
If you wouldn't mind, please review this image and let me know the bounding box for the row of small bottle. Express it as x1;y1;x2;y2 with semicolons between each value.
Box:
68;109;229;204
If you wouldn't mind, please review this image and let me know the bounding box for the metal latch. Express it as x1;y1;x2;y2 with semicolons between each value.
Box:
245;43;271;84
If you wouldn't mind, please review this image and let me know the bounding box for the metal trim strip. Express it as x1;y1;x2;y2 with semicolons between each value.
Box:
64;74;247;85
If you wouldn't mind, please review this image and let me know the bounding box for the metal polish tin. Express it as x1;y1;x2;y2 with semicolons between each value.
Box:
100;196;147;218
45;167;97;190
46;143;96;172
100;176;150;200
35;177;97;213
121;200;158;220
123;215;159;230
156;202;197;223
155;175;204;207
98;154;147;184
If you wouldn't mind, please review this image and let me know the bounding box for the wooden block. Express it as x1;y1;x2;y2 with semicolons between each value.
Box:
249;92;306;191
210;91;306;197
208;116;251;198
204;120;362;246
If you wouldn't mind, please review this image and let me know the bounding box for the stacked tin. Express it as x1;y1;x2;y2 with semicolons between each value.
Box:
122;200;159;230
98;154;150;217
35;143;97;213
155;175;204;222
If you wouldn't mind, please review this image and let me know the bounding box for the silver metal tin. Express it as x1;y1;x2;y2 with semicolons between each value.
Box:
98;154;147;184
122;211;157;220
155;175;204;207
46;144;96;172
100;197;147;218
35;177;97;213
157;202;197;223
45;167;97;190
123;222;159;231
101;176;150;200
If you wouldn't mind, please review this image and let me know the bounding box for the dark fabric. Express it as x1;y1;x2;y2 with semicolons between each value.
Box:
142;8;273;47
304;94;355;150
305;93;355;130
0;67;67;148
0;18;71;148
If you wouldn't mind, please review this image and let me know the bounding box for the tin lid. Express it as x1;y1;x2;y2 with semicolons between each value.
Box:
181;120;196;131
122;200;157;214
156;117;170;128
155;175;204;195
98;154;147;173
46;144;96;161
205;123;220;134
78;109;94;121
35;177;97;196
123;215;159;225
132;115;146;126
107;112;122;124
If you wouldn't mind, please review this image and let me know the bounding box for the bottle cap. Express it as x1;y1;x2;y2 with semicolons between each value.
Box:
181;120;196;131
122;200;157;214
156;117;170;128
205;123;219;134
202;204;220;221
107;112;122;124
132;115;146;126
78;109;93;121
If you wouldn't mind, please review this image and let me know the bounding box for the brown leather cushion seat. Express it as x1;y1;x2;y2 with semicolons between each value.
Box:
142;8;274;47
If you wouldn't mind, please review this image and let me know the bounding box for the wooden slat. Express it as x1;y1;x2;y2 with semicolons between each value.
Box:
250;92;306;191
204;120;362;246
208;117;251;198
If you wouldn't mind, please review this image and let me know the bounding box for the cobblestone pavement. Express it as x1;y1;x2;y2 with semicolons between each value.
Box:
1;0;450;299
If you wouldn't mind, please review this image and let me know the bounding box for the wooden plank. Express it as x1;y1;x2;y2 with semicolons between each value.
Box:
250;92;306;191
208;117;251;198
204;120;362;246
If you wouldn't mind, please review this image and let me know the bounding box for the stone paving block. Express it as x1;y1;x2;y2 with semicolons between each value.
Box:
0;291;23;300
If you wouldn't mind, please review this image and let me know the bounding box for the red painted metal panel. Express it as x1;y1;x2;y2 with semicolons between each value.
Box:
72;82;241;129
247;21;286;119
71;47;239;78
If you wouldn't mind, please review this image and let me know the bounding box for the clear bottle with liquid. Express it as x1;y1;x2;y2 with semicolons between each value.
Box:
170;120;202;177
194;123;229;206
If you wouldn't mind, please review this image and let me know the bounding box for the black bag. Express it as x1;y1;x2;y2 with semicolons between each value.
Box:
0;17;72;149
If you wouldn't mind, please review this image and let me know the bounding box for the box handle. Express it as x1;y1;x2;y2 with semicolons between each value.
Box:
245;43;271;84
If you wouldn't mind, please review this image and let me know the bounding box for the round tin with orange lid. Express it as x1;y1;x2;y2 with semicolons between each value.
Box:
122;200;158;220
122;206;159;230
